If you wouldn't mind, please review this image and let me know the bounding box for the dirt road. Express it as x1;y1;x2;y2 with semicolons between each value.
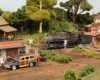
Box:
0;49;100;80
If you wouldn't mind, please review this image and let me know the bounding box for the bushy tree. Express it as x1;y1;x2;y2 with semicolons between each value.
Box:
0;8;5;16
60;0;93;22
3;11;11;23
10;6;31;32
64;67;77;80
25;0;57;33
76;13;93;27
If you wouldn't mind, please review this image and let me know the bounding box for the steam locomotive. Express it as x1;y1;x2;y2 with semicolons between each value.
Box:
42;31;92;49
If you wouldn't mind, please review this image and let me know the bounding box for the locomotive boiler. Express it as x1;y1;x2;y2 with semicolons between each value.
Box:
42;31;92;49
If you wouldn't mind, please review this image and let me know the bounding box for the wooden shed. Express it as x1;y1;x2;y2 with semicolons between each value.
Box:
0;16;17;37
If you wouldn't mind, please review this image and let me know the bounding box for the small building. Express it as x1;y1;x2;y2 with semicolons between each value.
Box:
0;16;17;37
0;40;37;58
0;16;38;58
93;14;100;23
85;27;100;46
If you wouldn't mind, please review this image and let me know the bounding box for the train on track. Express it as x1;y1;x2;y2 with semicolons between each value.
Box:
42;31;92;49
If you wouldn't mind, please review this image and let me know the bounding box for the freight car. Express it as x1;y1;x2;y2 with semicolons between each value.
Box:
42;31;92;49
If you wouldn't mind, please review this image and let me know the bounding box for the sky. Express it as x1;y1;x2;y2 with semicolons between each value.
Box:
0;0;99;15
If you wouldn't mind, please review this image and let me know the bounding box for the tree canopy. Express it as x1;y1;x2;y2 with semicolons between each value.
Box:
3;11;11;23
60;0;93;22
10;6;31;32
25;0;57;33
0;8;5;16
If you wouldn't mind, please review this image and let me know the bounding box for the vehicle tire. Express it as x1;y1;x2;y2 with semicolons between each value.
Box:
12;66;16;70
41;57;46;62
29;62;34;67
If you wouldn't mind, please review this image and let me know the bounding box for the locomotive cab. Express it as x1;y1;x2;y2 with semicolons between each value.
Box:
70;31;82;42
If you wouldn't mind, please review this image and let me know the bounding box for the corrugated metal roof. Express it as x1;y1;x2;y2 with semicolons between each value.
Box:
85;24;91;27
0;25;17;32
0;16;9;25
85;32;100;36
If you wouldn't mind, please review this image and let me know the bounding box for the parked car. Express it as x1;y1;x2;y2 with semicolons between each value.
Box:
5;54;37;70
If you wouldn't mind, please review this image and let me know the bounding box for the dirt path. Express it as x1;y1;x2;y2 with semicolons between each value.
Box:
0;48;100;80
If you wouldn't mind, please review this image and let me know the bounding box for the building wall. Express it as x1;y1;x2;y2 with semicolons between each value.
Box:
1;50;6;56
23;43;33;54
95;20;100;23
23;43;38;56
18;47;25;55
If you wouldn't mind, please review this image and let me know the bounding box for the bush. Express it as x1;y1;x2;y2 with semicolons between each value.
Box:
54;65;96;80
81;49;95;57
38;50;72;64
64;67;80;80
84;65;95;74
80;71;87;77
72;46;85;53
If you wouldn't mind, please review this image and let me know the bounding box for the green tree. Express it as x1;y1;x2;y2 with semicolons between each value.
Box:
0;8;5;16
10;6;31;32
3;11;11;23
76;13;93;27
60;0;93;22
25;0;57;33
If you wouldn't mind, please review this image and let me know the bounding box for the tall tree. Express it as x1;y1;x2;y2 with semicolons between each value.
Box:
0;8;5;16
25;0;57;33
10;6;31;32
60;0;93;22
3;11;11;23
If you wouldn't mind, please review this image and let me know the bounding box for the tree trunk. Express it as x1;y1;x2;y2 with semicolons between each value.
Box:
72;14;76;22
20;26;25;32
39;0;43;33
39;22;43;33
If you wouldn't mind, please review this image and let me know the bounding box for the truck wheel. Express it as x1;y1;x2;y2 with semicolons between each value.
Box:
29;62;34;67
12;66;16;70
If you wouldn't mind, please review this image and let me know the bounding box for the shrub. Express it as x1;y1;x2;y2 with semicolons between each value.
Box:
72;45;85;53
64;67;80;80
38;50;72;64
84;65;95;74
81;49;95;57
80;71;87;77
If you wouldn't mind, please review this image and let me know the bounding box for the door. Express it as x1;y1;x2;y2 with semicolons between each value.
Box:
25;56;29;66
6;48;18;58
19;57;26;67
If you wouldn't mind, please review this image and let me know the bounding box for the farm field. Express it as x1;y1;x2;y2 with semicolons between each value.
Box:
0;48;100;80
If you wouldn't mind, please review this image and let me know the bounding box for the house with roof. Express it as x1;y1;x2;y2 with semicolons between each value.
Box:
94;14;100;23
0;16;17;37
85;14;100;46
0;16;37;60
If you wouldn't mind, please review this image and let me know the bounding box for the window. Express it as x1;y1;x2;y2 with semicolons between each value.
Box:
30;56;34;59
21;58;24;60
26;57;29;59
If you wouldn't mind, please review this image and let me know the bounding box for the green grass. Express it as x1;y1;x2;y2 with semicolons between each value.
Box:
15;32;46;45
82;69;100;80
